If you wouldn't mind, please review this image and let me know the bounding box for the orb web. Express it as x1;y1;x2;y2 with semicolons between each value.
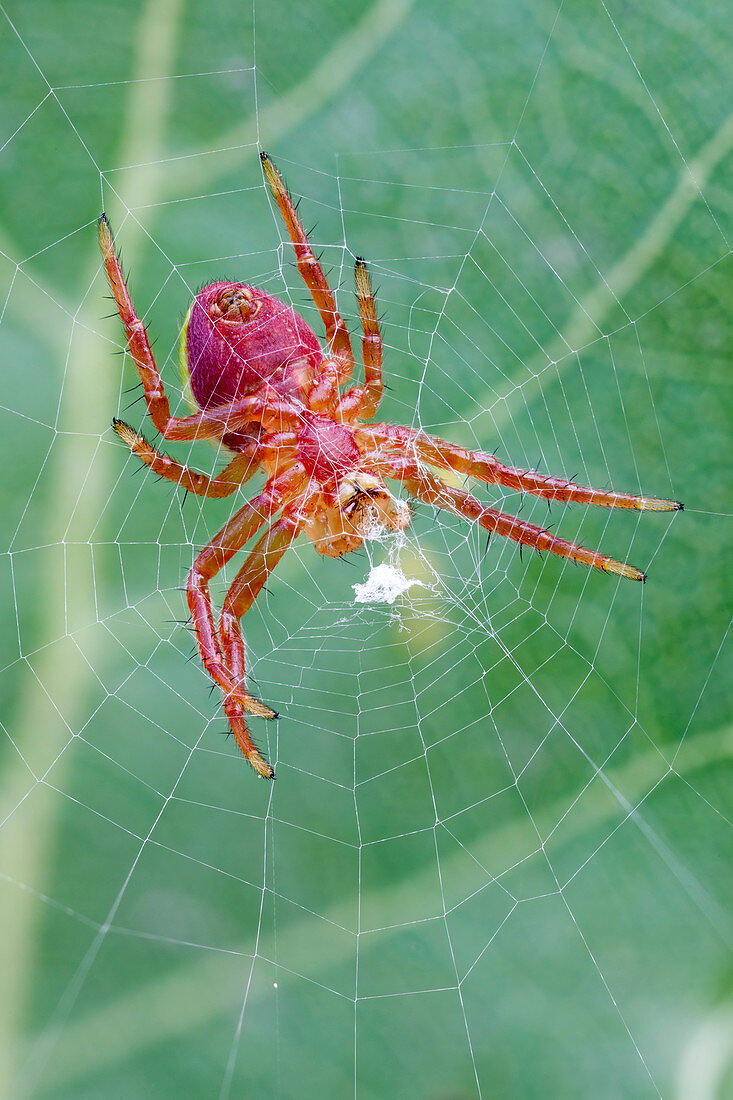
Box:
0;1;730;1098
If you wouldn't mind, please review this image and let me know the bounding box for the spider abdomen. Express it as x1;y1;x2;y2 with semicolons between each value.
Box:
181;281;322;411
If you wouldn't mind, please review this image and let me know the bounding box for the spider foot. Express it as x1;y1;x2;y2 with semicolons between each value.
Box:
98;212;114;258
635;496;684;512
112;417;139;449
224;703;275;779
601;558;646;582
236;693;279;721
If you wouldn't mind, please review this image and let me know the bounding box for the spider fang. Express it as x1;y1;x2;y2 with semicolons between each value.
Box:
338;472;409;535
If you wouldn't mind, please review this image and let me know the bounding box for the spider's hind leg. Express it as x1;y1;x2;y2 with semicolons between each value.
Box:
338;258;384;423
260;152;354;382
99;216;174;435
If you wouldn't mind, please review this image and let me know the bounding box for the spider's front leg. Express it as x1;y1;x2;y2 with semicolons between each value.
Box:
360;424;682;512
187;467;306;735
384;458;647;581
218;508;307;778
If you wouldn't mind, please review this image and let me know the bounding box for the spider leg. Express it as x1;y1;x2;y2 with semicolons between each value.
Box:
356;258;383;416
99;216;173;435
384;458;647;581
187;466;307;727
219;507;308;778
159;391;301;442
338;258;383;422
112;421;300;496
112;420;258;496
359;424;682;511
307;360;342;415
100;217;302;442
260;152;354;383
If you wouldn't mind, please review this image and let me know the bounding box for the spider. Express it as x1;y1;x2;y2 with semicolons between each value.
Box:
100;152;682;779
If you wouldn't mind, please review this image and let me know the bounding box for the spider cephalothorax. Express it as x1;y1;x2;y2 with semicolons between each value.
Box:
101;152;682;779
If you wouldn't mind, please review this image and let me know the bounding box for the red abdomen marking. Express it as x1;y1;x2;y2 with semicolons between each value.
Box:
183;282;322;410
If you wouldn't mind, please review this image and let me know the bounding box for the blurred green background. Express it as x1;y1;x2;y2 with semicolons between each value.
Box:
0;0;731;1097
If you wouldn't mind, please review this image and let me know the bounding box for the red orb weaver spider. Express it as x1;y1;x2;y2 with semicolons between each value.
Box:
100;152;682;779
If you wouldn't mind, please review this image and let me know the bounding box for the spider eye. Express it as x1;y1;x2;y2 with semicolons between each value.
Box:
210;286;259;323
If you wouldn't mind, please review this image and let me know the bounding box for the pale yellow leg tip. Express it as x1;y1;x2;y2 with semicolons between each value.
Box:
112;418;141;450
603;559;646;582
355;258;372;297
243;697;279;721
249;752;275;780
260;151;284;195
230;685;278;721
98;213;114;255
637;497;684;512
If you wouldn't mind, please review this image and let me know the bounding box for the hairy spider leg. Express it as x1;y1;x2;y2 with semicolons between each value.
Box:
187;467;308;719
384;458;647;581
111;421;301;497
260;152;355;386
112;419;259;496
308;360;342;415
360;425;683;512
223;509;304;622
163;390;303;441
355;258;383;417
178;391;303;440
337;258;384;422
99;215;173;434
99;216;302;443
218;508;307;778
